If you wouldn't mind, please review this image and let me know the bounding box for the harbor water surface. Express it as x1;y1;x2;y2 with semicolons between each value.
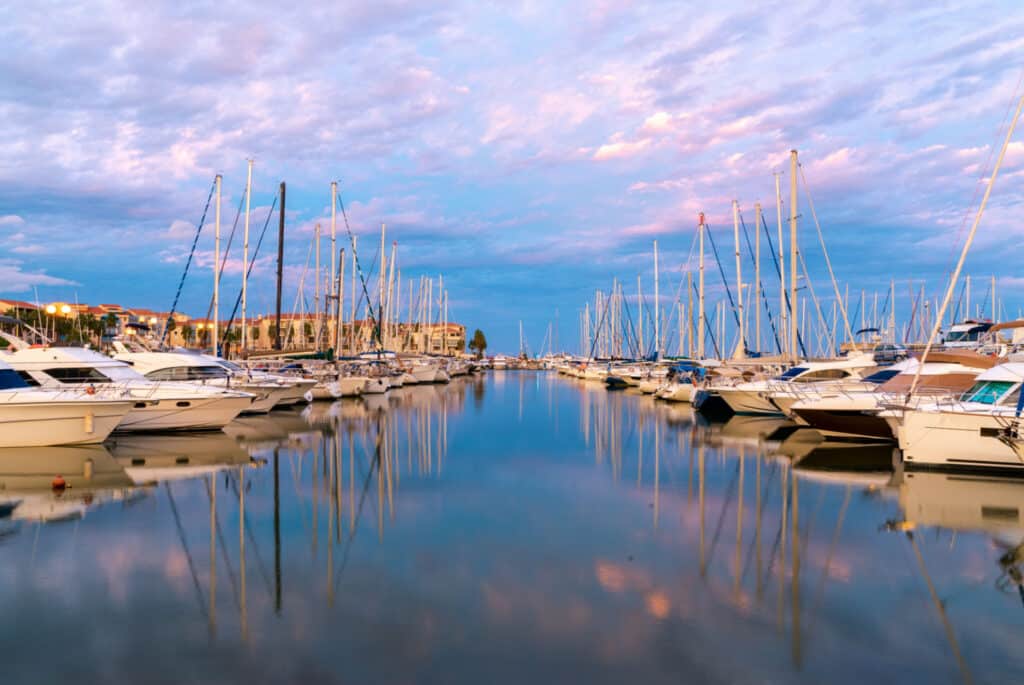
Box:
2;372;1022;684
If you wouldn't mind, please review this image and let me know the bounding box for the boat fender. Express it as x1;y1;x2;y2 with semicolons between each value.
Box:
51;475;67;491
86;385;97;395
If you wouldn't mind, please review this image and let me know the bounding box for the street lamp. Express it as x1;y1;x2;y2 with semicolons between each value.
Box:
60;305;71;315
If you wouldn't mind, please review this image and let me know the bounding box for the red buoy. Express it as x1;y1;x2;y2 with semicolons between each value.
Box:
51;474;67;491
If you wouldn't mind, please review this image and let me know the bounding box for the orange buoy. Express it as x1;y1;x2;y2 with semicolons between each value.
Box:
52;474;67;491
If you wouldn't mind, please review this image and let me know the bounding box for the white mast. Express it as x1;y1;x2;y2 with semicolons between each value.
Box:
379;224;386;350
775;172;786;357
337;247;345;354
213;173;221;355
349;236;357;353
733;199;744;357
314;222;321;349
241;159;253;353
637;275;643;358
653;240;660;359
698;215;706;359
331;181;337;313
754;202;761;353
788;150;798;360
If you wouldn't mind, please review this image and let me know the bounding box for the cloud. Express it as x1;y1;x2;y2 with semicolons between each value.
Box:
0;215;25;226
0;259;79;293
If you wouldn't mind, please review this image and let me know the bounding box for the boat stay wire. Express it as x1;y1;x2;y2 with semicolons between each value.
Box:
163;176;216;345
738;212;783;354
703;224;747;353
759;214;808;358
335;191;384;352
222;194;279;344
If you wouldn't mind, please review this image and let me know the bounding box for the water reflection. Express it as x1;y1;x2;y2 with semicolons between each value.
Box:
0;372;1022;683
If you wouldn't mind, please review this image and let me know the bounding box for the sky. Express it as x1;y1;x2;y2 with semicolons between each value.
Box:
1;1;1024;354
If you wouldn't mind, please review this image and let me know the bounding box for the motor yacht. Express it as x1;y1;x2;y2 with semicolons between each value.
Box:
111;346;291;414
3;345;254;431
0;360;133;447
789;351;995;441
894;362;1024;471
716;353;876;415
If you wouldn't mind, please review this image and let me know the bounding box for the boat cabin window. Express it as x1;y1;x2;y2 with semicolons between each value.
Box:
775;367;808;381
43;367;113;384
961;380;1015;405
16;371;40;387
791;368;851;382
0;368;29;390
863;369;900;384
145;365;229;381
945;327;987;343
1000;386;1022;408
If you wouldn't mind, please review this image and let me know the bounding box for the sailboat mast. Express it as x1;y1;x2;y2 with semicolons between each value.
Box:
637;275;643;358
330;182;337;318
241;159;253;353
698;214;705;359
349;236;357;353
314;223;321;350
754;202;761;353
213;174;221;355
653;240;660;359
788;150;798;360
275;181;285;351
775;172;786;357
733;200;744;356
379;224;386;349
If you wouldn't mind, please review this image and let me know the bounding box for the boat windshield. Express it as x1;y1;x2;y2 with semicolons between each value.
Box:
961;380;1016;405
0;368;29;390
774;367;807;381
217;360;245;373
946;328;983;342
42;367;113;384
863;369;901;384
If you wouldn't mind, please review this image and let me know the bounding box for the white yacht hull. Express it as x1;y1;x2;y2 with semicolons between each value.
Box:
115;395;252;432
898;409;1024;471
717;387;781;415
0;397;131;447
656;383;694;402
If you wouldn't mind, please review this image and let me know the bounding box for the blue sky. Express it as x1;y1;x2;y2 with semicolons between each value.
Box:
1;1;1023;353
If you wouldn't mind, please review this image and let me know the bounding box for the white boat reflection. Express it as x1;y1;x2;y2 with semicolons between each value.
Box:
0;444;140;523
106;432;258;484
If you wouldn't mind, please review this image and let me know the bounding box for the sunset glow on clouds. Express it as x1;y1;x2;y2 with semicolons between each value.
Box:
1;1;1022;350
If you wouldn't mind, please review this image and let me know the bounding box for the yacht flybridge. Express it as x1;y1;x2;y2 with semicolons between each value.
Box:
1;344;254;431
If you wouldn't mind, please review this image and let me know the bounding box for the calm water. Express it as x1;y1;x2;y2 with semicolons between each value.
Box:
2;372;1023;684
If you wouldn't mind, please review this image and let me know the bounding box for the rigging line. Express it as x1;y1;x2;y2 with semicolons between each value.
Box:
706;460;741;569
204;476;241;610
797;164;856;347
689;277;721;358
760;213;808;358
586;285;615;361
332;419;384;590
335;192;384;352
205;191;247;324
163;176;217;345
703;224;747;351
797;246;837;355
738;211;783;354
223;194;279;341
910;91;1024;397
942;67;1024;288
165;482;208;620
